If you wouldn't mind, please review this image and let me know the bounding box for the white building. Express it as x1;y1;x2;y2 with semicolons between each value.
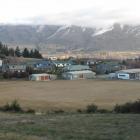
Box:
48;56;57;61
29;73;57;81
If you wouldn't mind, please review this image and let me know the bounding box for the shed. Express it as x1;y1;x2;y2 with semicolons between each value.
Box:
29;73;57;81
62;70;96;80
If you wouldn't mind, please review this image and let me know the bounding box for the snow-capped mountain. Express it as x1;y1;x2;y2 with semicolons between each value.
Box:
0;23;140;51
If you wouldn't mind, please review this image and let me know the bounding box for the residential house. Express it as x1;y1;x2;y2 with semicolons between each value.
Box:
95;61;125;74
33;60;55;72
52;60;74;68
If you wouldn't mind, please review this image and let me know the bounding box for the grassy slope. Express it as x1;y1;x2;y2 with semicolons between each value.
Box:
0;113;140;140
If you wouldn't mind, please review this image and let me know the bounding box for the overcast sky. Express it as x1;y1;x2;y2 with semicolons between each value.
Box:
0;0;140;27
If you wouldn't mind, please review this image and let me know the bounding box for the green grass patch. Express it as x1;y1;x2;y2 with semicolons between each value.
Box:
0;113;139;140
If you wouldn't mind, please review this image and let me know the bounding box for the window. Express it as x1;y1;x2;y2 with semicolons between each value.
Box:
119;74;126;77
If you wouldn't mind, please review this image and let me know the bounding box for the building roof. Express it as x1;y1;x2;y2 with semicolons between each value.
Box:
64;65;90;72
118;69;140;73
53;60;69;64
65;70;95;75
30;73;50;76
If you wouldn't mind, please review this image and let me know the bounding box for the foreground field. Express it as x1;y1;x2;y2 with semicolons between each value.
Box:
0;113;139;140
0;80;140;111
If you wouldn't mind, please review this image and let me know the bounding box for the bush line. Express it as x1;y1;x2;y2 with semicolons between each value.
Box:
1;99;140;114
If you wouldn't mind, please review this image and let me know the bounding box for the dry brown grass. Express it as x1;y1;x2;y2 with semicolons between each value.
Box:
0;80;140;111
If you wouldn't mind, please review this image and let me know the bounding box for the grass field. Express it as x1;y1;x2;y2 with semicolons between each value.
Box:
0;80;140;140
0;80;140;111
0;112;139;140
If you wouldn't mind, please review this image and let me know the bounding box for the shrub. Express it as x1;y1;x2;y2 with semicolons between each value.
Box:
86;104;98;113
25;108;35;114
0;100;23;113
53;109;65;114
97;109;110;113
77;109;83;113
114;100;140;113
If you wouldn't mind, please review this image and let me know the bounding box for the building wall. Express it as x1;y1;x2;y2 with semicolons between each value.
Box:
63;72;95;80
0;60;2;67
30;74;57;81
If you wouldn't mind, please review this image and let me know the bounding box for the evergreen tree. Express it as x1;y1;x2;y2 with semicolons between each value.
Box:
0;42;3;51
1;45;9;56
22;48;30;58
15;46;21;57
0;42;8;57
0;41;43;59
30;49;34;58
9;48;15;56
33;49;42;59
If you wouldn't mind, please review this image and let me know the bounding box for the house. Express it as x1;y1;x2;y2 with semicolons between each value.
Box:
48;56;57;61
52;60;72;68
87;59;99;65
33;60;55;71
95;61;124;74
29;73;57;81
116;69;140;80
62;65;96;80
2;63;27;78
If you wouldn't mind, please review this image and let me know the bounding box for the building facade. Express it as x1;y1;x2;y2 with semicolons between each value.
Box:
29;73;57;81
2;64;26;73
62;70;96;80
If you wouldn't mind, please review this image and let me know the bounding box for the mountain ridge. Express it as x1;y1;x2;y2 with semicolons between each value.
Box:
0;23;140;52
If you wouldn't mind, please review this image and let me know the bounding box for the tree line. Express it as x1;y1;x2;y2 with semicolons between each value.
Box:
0;42;43;59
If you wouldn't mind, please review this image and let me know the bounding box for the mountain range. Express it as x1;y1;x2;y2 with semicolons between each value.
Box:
0;23;140;52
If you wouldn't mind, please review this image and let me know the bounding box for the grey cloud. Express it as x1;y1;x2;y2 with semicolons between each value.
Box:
7;6;140;28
